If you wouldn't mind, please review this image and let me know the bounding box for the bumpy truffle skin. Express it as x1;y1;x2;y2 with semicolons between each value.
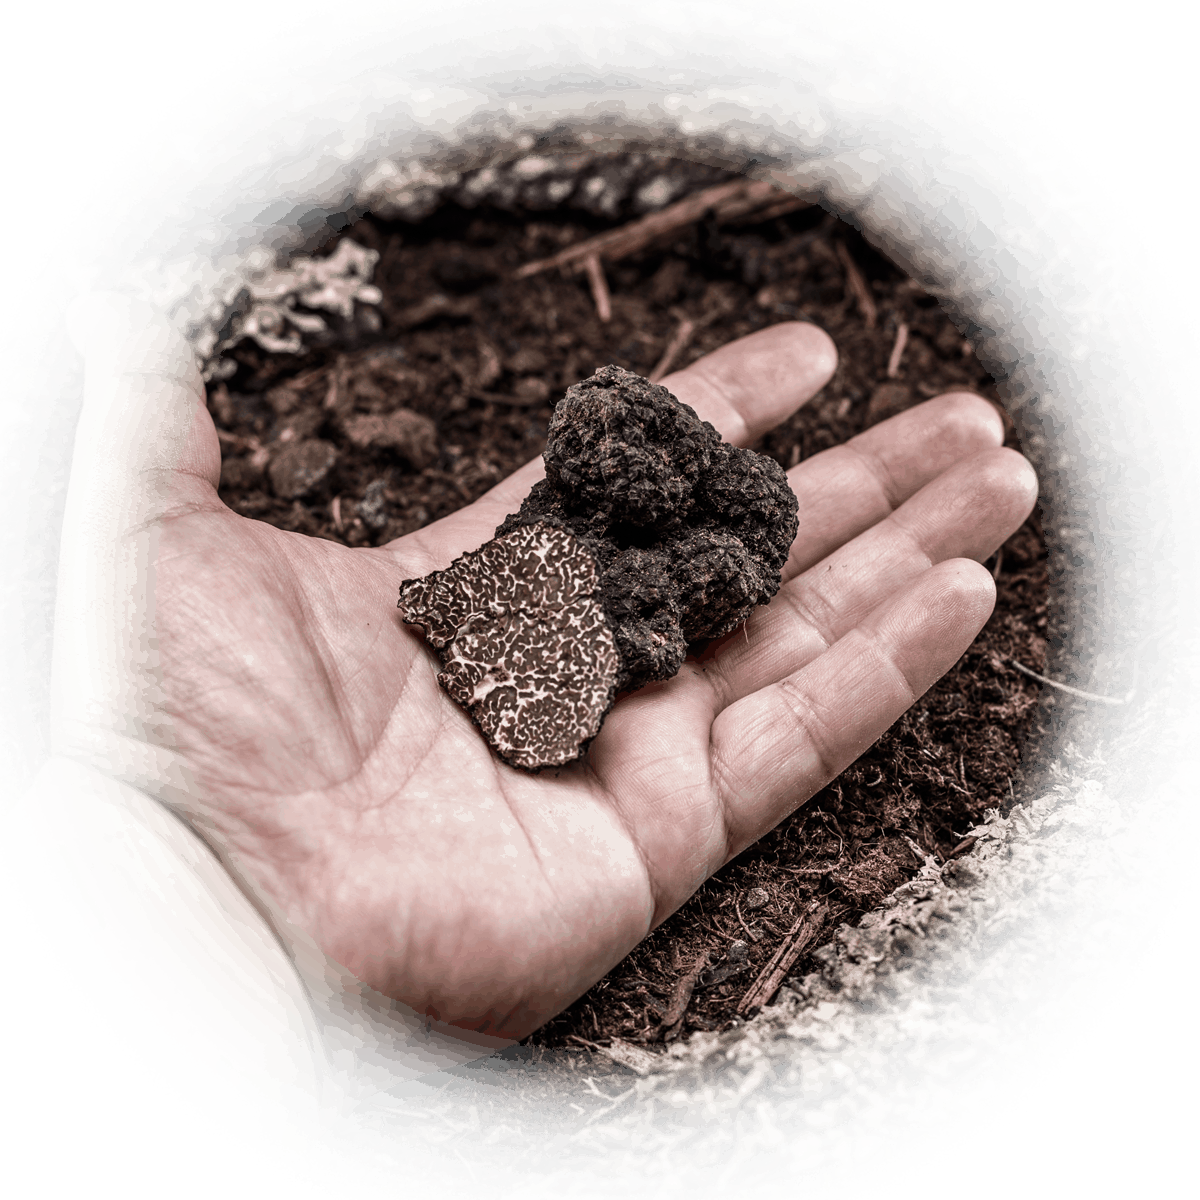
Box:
499;365;798;691
543;366;713;532
399;365;798;770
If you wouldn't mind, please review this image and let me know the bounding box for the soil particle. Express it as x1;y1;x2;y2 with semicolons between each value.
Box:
267;438;339;499
342;408;439;468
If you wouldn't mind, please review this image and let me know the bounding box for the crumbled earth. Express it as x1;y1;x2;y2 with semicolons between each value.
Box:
399;366;796;768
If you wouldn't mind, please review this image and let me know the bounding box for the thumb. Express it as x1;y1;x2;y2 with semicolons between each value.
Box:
52;293;219;800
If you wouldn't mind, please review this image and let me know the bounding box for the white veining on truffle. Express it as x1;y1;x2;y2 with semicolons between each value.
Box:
398;522;619;769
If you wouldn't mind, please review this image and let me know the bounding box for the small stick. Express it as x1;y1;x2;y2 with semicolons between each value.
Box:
1007;657;1133;705
886;321;909;377
991;546;1004;580
514;178;812;279
648;315;696;382
655;949;711;1038
330;495;343;532
583;252;611;322
835;242;877;329
323;363;340;409
736;901;829;1015
567;1034;605;1051
733;899;761;943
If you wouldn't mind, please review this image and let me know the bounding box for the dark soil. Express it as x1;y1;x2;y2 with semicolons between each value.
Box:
207;163;1048;1049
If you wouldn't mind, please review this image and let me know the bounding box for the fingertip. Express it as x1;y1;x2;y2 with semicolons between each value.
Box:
1002;445;1040;508
914;390;1006;450
666;320;839;445
786;320;838;389
927;556;997;635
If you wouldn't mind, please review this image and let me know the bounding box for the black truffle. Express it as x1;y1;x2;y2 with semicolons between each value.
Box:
397;365;798;770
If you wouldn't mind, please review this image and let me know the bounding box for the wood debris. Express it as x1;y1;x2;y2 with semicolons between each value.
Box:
648;313;696;382
602;1039;661;1076
835;241;877;329
653;949;711;1039
584;252;612;322
737;901;830;1015
886;321;909;377
514;178;812;279
1006;658;1132;705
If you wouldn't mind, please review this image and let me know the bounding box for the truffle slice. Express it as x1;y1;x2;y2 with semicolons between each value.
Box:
398;365;798;770
397;522;619;770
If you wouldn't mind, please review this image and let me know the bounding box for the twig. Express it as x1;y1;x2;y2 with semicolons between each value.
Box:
323;361;341;409
583;252;612;322
451;1142;477;1180
654;949;711;1039
566;1033;605;1051
330;495;343;532
737;901;829;1015
733;899;761;943
835;242;877;329
990;546;1004;580
648;315;697;382
886;321;909;377
514;178;811;278
1007;657;1133;705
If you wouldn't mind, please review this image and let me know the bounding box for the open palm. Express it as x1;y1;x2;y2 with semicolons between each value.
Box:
58;309;1036;1040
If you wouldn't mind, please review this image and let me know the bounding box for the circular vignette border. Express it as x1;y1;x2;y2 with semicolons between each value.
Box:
0;2;1195;1200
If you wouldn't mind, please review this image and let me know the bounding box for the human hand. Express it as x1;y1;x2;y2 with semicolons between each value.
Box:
55;298;1036;1040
